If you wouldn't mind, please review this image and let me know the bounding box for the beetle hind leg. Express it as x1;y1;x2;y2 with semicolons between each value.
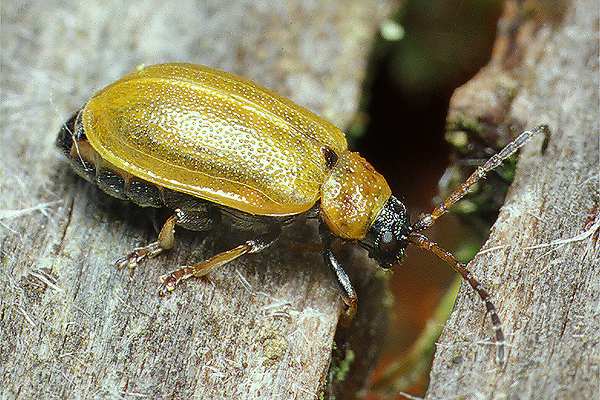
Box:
158;229;280;296
115;213;178;271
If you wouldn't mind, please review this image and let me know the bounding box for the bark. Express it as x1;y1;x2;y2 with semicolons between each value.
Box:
0;1;395;399
427;0;599;398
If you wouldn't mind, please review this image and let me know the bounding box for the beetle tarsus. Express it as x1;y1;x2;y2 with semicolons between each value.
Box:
115;242;161;271
158;266;194;297
340;297;357;326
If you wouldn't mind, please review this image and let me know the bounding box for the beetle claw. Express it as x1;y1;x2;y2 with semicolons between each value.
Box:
158;274;177;297
339;302;357;327
158;266;195;297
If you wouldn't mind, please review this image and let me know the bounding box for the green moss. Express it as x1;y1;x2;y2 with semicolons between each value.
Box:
454;241;480;264
333;348;355;383
261;327;288;366
446;114;485;140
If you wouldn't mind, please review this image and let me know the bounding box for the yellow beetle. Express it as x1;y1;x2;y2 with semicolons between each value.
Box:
56;62;546;362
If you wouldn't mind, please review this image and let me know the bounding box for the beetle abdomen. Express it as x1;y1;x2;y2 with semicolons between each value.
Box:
80;63;349;216
57;113;174;208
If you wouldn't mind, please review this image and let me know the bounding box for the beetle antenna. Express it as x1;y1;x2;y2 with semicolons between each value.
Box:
412;124;548;232
408;232;505;363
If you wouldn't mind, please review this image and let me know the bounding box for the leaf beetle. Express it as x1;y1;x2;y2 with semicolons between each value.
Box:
56;62;547;362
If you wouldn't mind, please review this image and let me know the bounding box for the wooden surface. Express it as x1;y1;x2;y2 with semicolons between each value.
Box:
0;1;395;398
426;0;599;398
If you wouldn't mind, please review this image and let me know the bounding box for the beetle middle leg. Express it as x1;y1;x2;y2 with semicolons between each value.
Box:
158;228;280;296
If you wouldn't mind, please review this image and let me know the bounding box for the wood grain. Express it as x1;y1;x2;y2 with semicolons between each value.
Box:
0;1;395;398
427;0;599;398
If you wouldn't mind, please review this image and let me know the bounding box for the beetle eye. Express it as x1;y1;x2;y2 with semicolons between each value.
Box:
382;231;393;243
379;231;398;254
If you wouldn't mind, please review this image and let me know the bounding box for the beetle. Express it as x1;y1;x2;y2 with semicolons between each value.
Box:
56;62;547;362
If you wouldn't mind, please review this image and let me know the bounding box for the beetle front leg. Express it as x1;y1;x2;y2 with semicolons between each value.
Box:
324;248;357;323
320;225;357;323
115;212;179;270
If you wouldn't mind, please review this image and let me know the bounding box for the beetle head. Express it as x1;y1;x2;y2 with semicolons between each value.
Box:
361;196;410;268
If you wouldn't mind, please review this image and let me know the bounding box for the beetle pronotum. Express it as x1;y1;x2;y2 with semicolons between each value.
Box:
56;63;547;362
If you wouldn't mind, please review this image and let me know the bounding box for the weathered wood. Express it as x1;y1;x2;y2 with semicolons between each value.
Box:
427;0;599;398
0;1;395;398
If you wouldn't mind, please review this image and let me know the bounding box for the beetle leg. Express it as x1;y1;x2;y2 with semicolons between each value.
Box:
158;229;280;296
324;248;358;323
115;213;178;271
320;224;357;323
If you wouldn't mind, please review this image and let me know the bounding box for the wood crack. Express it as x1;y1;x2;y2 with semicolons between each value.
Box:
53;195;75;256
